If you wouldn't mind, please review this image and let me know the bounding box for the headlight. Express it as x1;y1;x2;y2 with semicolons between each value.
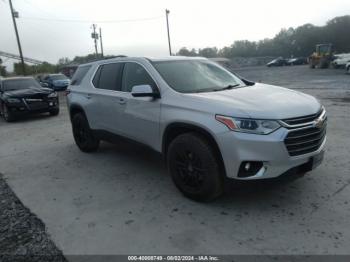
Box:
48;92;58;98
7;98;21;103
215;115;281;134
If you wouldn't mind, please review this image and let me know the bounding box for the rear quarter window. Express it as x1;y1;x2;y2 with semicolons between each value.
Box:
71;65;92;85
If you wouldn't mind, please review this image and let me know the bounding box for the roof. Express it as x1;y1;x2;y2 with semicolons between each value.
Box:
47;73;65;76
146;56;207;62
1;76;34;81
79;56;208;67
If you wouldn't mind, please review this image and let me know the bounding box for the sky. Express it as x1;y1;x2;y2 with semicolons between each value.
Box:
1;0;350;71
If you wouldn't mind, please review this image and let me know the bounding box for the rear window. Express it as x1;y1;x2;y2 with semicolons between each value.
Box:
51;74;68;80
92;63;123;91
71;65;91;85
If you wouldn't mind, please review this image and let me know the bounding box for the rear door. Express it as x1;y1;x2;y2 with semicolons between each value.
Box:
88;62;125;133
117;62;161;148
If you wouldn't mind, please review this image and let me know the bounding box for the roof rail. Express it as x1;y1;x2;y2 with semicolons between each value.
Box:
78;55;128;66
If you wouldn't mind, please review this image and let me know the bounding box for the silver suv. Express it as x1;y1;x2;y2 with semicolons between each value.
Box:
67;56;326;201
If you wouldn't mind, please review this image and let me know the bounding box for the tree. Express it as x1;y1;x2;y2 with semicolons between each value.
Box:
177;47;198;56
178;15;350;59
0;58;7;77
14;62;58;75
198;47;218;58
57;57;71;65
0;65;7;77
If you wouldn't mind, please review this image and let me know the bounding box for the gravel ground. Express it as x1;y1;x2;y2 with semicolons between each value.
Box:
0;173;67;262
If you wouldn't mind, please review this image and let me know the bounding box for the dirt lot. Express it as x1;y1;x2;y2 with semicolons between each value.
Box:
0;65;349;255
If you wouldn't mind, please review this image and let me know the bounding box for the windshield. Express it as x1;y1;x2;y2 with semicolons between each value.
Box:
3;79;41;91
51;74;68;80
152;60;244;93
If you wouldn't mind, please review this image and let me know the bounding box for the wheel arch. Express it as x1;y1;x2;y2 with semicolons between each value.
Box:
69;103;87;120
162;122;226;175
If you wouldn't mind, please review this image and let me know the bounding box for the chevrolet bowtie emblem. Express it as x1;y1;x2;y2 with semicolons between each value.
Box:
314;117;324;129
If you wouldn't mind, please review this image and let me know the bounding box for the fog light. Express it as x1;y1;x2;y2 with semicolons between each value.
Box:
238;161;264;178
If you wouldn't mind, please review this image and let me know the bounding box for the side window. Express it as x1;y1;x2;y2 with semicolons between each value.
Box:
71;65;91;85
92;66;101;88
95;63;123;91
122;63;156;92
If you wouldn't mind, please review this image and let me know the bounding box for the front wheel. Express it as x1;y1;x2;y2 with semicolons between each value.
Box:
72;113;99;152
2;105;15;122
167;133;224;201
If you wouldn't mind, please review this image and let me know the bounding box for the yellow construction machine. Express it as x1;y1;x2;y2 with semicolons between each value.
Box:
309;44;333;69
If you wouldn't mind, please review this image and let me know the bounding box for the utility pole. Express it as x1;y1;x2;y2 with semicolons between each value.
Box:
165;9;172;56
9;0;25;75
91;24;98;58
99;27;104;58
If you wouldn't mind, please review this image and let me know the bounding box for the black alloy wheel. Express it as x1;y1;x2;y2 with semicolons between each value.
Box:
72;113;99;152
167;132;223;201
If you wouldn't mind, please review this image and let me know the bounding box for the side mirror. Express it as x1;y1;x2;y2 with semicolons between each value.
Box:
131;85;160;98
41;82;49;87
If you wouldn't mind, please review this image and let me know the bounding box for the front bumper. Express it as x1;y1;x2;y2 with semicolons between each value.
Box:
6;98;59;115
216;127;326;180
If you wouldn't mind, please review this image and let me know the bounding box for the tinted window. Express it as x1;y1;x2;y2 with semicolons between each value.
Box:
122;63;156;92
96;63;123;91
71;66;91;85
51;74;68;80
92;66;101;88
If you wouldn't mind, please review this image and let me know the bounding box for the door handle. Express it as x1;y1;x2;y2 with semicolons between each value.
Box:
118;98;126;105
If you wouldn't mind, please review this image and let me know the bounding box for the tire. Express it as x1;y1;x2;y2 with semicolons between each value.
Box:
49;107;60;116
72;113;99;152
347;66;350;74
2;104;15;122
167;132;224;201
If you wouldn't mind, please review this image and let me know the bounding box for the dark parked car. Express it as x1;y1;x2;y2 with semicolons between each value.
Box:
267;57;287;67
41;74;70;91
0;77;59;122
286;57;308;66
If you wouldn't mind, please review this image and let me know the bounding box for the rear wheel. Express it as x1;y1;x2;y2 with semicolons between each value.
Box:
72;113;99;152
2;105;15;122
167;133;224;201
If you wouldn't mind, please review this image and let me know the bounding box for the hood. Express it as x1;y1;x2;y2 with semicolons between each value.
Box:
4;87;53;98
186;83;321;119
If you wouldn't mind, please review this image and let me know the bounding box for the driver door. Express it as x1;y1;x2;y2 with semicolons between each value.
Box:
117;62;161;149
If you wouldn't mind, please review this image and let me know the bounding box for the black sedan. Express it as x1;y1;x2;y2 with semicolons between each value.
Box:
266;57;287;67
0;77;59;122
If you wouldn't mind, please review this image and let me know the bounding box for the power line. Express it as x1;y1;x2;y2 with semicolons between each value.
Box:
19;15;163;24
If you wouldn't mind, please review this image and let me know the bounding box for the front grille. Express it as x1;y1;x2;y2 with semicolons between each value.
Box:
282;109;323;126
26;100;49;110
284;120;327;156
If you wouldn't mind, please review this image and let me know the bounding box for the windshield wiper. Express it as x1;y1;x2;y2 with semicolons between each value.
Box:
213;84;240;92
